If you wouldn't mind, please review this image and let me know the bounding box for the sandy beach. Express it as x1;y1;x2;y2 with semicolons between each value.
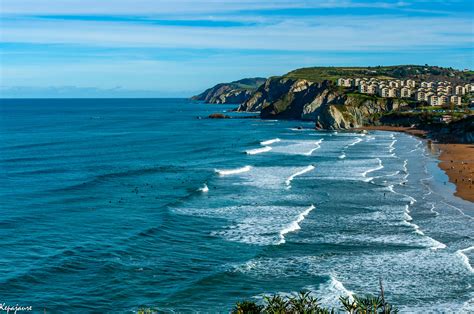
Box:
436;144;474;202
357;126;474;203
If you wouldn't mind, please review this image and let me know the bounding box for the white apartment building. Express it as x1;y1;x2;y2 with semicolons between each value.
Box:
450;95;462;106
398;87;412;98
428;95;439;106
455;85;466;95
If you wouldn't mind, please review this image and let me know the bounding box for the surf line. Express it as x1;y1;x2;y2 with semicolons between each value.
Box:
215;165;252;176
246;146;272;155
304;139;323;156
260;138;281;146
198;183;209;193
456;246;474;273
285;165;315;189
277;205;315;245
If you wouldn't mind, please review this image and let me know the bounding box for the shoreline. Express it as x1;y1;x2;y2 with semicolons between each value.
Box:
357;126;474;203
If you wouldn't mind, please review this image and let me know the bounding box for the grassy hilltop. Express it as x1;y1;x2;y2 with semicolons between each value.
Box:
284;65;474;84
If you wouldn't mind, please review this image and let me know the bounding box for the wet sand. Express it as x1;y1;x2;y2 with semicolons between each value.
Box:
436;144;474;202
356;126;474;203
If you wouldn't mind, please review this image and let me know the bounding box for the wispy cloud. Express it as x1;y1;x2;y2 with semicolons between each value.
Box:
0;0;472;97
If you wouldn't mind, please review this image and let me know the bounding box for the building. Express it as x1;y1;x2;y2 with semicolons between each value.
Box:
337;76;469;103
337;78;353;87
389;81;399;88
416;91;426;101
405;80;416;88
439;95;449;106
358;84;368;93
367;85;377;95
398;87;412;98
428;95;439;106
455;85;466;95
434;115;452;124
378;87;396;98
450;95;462;106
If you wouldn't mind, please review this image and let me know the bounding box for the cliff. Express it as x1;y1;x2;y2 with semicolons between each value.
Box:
191;77;266;104
432;115;474;144
237;77;409;129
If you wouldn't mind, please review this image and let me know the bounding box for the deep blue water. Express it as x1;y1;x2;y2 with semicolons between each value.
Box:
0;98;473;312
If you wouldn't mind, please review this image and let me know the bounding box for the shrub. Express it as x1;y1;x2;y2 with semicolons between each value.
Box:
233;282;398;314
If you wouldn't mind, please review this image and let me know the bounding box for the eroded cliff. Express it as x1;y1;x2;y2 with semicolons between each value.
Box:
237;77;409;129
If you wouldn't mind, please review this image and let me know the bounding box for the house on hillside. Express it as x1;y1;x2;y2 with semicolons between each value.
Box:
455;85;466;95
428;95;439;106
450;95;462;106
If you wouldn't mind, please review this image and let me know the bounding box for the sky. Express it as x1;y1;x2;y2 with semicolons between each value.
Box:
0;0;473;98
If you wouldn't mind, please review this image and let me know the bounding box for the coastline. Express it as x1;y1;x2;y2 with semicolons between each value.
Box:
357;126;474;203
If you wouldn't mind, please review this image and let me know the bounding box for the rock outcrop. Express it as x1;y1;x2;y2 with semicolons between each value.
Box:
191;77;266;104
432;115;474;143
237;77;409;129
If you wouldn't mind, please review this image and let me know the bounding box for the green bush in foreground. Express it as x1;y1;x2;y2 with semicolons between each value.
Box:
233;284;398;314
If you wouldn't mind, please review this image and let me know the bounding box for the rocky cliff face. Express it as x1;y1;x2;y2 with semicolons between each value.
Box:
191;77;266;104
433;116;474;144
237;77;409;129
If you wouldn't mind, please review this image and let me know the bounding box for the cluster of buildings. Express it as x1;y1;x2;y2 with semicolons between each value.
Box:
337;77;473;106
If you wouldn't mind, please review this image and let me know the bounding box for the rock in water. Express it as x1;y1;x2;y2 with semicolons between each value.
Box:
208;113;231;119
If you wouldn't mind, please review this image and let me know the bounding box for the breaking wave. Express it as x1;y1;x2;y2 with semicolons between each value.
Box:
278;205;315;244
246;146;272;155
285;165;315;188
215;165;252;176
260;138;281;146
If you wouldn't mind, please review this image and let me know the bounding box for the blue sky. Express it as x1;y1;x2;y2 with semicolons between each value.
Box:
1;0;473;97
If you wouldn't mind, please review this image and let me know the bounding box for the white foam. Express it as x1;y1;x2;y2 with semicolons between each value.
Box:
428;238;447;250
285;165;315;188
429;203;439;216
198;184;209;193
403;206;447;250
328;276;354;300
277;205;315;244
304;139;323;156
441;201;474;220
246;146;272;155
338;153;346;159
457;246;474;273
215;165;252;176
362;158;384;177
260;138;281;146
388;139;397;153
346;137;363;147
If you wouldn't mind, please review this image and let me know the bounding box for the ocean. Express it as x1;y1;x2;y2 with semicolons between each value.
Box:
0;98;472;312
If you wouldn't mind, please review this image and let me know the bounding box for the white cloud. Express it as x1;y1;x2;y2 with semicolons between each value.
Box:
0;0;412;15
1;15;472;52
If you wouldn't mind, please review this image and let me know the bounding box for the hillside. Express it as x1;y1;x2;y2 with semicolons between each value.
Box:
191;77;266;104
285;65;474;84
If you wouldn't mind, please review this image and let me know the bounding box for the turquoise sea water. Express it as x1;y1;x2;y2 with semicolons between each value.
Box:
0;98;473;312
